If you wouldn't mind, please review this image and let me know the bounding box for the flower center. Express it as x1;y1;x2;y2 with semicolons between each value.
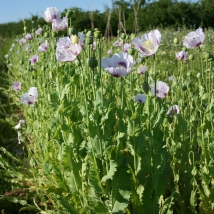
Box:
117;61;126;68
142;40;154;51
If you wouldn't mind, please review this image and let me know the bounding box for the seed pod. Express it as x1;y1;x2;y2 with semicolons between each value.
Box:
86;36;93;45
88;57;98;68
173;38;179;44
94;30;101;39
121;33;126;39
128;48;135;55
68;27;76;35
189;54;194;60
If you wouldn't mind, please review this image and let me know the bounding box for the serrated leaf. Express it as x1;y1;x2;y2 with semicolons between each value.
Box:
112;201;128;213
136;185;144;203
101;160;118;182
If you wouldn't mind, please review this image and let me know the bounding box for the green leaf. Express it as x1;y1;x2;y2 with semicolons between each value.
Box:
101;160;118;182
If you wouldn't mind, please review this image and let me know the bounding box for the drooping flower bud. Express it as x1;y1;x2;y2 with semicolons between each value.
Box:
88;57;98;68
66;10;72;17
86;36;93;45
94;30;101;39
86;30;93;37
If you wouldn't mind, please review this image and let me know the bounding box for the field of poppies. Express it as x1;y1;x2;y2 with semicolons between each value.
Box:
1;6;214;214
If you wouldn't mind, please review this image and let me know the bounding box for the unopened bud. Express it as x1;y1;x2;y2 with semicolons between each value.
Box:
94;30;101;39
66;10;72;17
128;48;135;55
182;47;187;52
86;31;93;37
131;33;136;40
86;36;93;45
121;33;126;39
44;32;49;38
117;29;121;34
142;81;149;94
197;73;201;78
23;26;27;32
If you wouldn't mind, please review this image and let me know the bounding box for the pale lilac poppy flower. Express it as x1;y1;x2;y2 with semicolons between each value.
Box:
56;37;82;62
101;52;133;77
78;32;85;46
43;7;61;23
18;132;21;144
168;75;173;82
15;120;25;130
151;81;169;98
132;29;161;57
29;54;38;65
134;94;147;103
21;87;38;105
167;105;179;115
12;82;22;91
38;40;49;52
176;51;188;61
113;38;123;47
107;49;112;55
52;17;68;32
26;33;33;40
19;38;26;44
183;27;205;49
138;65;148;74
123;43;131;52
35;27;43;35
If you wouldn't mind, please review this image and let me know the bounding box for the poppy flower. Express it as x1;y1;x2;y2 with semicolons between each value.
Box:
52;17;68;32
134;94;147;103
167;105;179;115
176;51;188;61
150;81;169;98
132;29;161;57
183;27;205;49
12;82;22;92
43;7;61;23
21;87;38;105
101;52;133;77
138;65;148;74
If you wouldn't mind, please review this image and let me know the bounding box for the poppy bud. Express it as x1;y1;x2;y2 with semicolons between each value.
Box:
23;26;27;32
86;30;93;37
131;33;136;40
94;30;101;39
128;48;135;55
126;35;129;40
19;60;24;65
44;32;49;38
204;52;210;59
197;73;201;78
173;38;179;44
88;57;98;68
121;33;126;39
86;36;93;45
117;29;121;34
66;10;72;17
182;47;187;52
182;85;187;91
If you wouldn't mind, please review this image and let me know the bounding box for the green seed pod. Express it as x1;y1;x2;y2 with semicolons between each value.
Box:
88;57;98;68
44;32;49;38
117;29;121;34
121;33;126;39
51;31;56;37
94;30;101;39
128;48;135;55
197;73;201;78
189;54;194;60
204;52;210;59
126;35;129;40
68;27;76;35
182;47;187;52
142;81;149;94
173;38;179;44
19;59;24;65
131;33;136;40
23;26;27;32
182;85;187;91
86;36;93;45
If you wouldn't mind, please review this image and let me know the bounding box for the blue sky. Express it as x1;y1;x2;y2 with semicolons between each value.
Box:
0;0;112;24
